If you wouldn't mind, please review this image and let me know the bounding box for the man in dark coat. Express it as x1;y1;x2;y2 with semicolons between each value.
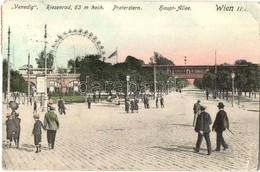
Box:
212;102;229;151
194;105;212;155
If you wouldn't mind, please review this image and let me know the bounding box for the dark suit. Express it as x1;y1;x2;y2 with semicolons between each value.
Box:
212;109;229;150
194;111;212;154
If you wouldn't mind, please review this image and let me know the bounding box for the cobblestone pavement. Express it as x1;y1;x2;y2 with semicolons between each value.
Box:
2;88;259;170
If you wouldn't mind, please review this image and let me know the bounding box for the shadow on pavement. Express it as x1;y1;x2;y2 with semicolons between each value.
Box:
150;144;207;155
172;123;193;127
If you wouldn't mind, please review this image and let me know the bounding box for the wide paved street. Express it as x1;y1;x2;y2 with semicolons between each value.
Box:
2;87;259;170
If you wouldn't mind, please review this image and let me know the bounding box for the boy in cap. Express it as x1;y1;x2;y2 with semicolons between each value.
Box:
5;113;17;148
194;105;212;155
212;102;229;151
32;114;45;153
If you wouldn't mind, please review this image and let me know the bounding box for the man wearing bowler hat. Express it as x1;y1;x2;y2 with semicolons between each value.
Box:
212;102;229;151
193;105;212;155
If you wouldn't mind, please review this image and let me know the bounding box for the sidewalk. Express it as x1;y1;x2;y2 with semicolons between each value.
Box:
2;90;259;170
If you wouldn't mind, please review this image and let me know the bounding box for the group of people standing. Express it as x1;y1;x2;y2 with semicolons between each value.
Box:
125;97;139;113
193;100;229;155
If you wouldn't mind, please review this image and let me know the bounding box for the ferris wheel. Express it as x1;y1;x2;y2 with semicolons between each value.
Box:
50;29;106;71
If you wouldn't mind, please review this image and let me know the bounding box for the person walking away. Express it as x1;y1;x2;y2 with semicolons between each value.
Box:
5;113;17;148
44;106;59;149
58;97;63;114
212;102;229;151
193;100;201;126
160;97;164;108
33;100;37;113
13;111;21;148
32;114;45;153
87;95;92;109
193;105;212;155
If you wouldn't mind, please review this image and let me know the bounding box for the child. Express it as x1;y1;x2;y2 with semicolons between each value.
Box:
13;111;21;148
5;113;17;148
32;114;45;153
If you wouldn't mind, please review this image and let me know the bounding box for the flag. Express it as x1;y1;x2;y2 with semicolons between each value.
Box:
108;50;117;59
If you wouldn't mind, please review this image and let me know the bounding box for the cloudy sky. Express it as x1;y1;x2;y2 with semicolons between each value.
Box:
1;0;260;70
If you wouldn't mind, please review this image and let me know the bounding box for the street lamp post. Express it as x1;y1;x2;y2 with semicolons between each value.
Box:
153;53;157;98
126;75;130;98
27;53;30;106
7;27;11;109
43;24;48;112
174;76;177;92
231;72;235;107
86;76;89;94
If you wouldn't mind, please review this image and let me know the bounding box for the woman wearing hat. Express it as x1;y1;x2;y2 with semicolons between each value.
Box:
212;102;229;151
194;105;212;155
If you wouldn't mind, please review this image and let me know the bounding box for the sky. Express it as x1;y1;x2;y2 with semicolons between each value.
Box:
1;0;260;70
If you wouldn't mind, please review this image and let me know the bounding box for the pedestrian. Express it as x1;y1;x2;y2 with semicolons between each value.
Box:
32;114;45;153
193;105;212;155
146;97;150;109
5;113;16;148
206;90;209;100
134;97;139;113
160;97;164;108
58;97;63;114
87;95;92;109
93;93;96;103
13;111;21;148
115;95;120;106
29;96;32;106
44;106;59;149
193;100;201;126
212;102;229;151
33;100;37;113
58;97;66;115
143;96;147;109
130;99;134;113
156;97;158;108
125;98;130;113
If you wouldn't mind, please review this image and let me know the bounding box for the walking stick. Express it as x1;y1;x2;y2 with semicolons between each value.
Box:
227;128;234;135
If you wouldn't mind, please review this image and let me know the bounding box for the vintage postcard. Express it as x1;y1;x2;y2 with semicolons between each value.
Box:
1;0;259;171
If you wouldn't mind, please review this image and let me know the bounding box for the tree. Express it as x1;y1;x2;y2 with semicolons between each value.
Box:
149;54;175;65
2;59;28;93
234;59;260;97
35;51;54;70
